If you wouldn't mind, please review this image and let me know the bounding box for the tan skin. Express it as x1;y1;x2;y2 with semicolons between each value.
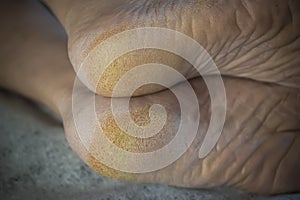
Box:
43;0;300;96
0;0;299;195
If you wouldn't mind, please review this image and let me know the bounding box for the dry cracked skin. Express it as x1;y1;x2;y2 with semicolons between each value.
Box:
44;0;300;96
0;0;299;196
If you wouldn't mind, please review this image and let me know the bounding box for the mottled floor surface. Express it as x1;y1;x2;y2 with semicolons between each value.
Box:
0;89;298;200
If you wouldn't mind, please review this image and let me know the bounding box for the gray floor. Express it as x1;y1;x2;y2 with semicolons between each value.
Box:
0;89;297;200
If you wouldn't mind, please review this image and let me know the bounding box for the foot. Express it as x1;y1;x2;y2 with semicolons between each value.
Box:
43;0;300;96
62;75;300;195
1;0;299;195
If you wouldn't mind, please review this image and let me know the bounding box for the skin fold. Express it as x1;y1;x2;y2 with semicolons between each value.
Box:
42;0;300;96
0;0;299;195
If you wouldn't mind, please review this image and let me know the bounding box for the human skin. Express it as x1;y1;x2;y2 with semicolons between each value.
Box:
0;0;300;195
42;0;300;97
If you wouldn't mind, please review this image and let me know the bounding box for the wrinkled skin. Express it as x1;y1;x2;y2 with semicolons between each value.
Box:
0;0;299;196
43;0;300;96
